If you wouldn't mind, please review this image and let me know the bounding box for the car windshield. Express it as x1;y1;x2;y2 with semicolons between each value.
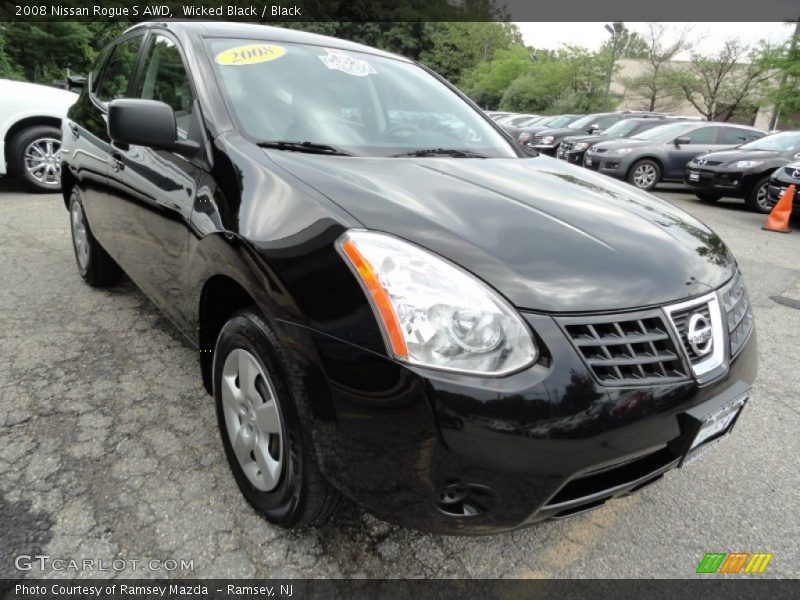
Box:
209;39;517;158
547;115;577;128
602;119;648;138
567;114;599;130
738;131;800;152
505;115;537;126
525;116;553;126
632;122;694;141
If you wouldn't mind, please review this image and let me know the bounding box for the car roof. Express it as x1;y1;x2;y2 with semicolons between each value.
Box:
126;21;409;62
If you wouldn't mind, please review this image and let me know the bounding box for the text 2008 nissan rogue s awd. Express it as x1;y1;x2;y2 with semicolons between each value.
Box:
61;22;756;534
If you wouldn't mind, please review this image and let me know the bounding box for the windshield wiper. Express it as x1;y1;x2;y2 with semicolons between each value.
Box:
390;148;487;158
257;141;351;156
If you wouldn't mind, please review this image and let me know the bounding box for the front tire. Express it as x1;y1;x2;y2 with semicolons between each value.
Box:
68;188;123;287
744;176;772;214
7;125;63;192
627;159;660;191
213;309;340;528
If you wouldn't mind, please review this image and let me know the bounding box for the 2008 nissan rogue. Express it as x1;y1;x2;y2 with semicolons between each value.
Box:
61;22;757;534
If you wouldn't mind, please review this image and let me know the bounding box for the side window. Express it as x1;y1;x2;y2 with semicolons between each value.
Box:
719;128;752;145
136;35;194;140
95;36;144;103
89;46;112;94
684;127;718;144
595;115;619;129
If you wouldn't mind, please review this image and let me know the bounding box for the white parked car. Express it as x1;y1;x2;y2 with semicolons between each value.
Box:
0;79;78;192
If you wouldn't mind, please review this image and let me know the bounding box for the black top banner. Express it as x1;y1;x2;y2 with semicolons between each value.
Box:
0;0;798;22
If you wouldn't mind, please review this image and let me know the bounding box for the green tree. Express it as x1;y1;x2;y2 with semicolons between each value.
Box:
620;24;693;112
668;39;774;121
2;23;96;83
499;46;610;113
459;45;534;108
763;22;800;128
419;22;522;83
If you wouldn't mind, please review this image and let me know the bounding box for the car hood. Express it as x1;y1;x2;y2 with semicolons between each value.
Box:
537;127;581;138
266;151;736;313
516;124;558;135
694;148;790;164
591;138;655;151
564;134;609;144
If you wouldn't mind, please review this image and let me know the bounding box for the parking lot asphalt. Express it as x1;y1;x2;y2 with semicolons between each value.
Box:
1;176;798;579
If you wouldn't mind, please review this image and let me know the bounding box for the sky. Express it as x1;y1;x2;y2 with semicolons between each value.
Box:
515;22;796;58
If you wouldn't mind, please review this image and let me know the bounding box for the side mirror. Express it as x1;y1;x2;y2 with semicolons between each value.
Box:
108;99;199;157
674;136;691;146
588;124;600;133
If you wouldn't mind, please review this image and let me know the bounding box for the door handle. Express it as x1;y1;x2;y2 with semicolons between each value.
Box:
109;152;124;173
69;123;80;139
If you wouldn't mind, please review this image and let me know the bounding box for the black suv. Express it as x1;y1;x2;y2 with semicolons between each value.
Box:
685;131;800;213
530;111;661;156
61;22;756;534
558;117;689;165
516;114;581;146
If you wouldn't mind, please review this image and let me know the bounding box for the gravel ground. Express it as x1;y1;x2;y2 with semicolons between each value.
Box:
0;177;798;579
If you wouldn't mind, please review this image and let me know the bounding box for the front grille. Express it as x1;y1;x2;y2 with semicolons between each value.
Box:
561;141;574;152
559;312;688;386
720;272;753;358
696;160;722;166
783;166;800;179
532;135;544;144
670;303;712;365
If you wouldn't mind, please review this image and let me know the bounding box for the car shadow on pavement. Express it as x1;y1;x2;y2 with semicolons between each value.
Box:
0;176;40;195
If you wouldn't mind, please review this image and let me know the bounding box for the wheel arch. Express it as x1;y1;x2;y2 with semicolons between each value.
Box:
4;115;62;147
626;155;664;180
198;274;259;394
61;166;78;209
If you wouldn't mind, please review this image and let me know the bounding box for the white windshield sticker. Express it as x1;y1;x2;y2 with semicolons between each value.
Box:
318;49;376;77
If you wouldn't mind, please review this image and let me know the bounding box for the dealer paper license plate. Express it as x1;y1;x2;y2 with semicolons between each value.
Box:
689;171;700;181
585;157;592;165
684;395;747;466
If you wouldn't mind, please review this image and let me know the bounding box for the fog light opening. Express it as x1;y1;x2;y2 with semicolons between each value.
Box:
435;482;498;518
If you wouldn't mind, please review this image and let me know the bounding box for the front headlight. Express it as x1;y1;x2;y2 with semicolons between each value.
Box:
612;148;633;155
540;135;555;145
573;142;590;151
337;230;537;376
733;160;763;169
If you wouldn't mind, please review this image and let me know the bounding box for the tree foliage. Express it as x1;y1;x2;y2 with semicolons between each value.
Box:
497;47;612;113
762;24;800;127
668;39;775;121
620;24;693;112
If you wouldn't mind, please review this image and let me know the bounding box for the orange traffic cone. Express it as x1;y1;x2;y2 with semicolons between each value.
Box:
763;184;795;233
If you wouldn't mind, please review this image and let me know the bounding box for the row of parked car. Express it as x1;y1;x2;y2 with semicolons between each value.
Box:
487;110;800;214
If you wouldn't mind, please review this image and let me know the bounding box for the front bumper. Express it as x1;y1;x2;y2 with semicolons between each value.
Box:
684;166;762;198
298;302;758;534
530;144;558;156
583;153;632;178
557;147;587;165
766;179;800;210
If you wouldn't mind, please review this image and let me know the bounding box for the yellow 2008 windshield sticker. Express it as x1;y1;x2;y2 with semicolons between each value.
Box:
215;44;286;66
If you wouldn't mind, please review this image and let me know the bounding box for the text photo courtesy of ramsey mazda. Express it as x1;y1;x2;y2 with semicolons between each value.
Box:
1;8;799;587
